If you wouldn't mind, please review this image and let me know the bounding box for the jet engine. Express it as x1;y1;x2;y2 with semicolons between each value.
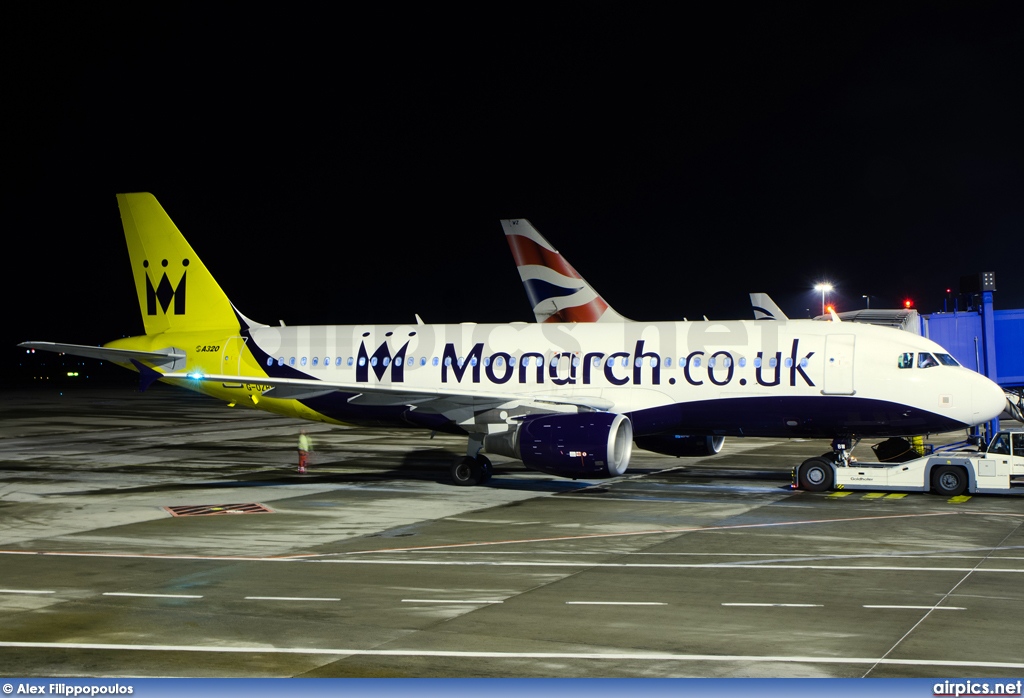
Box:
485;412;633;479
633;434;725;457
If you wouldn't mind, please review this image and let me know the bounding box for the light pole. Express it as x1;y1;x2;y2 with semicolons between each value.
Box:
862;295;870;309
814;283;833;316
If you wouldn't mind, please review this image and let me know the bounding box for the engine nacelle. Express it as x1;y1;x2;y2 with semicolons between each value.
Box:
485;412;633;479
634;434;725;457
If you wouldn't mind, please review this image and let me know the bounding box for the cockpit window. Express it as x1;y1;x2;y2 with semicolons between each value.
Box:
917;352;939;369
935;353;959;366
897;353;914;369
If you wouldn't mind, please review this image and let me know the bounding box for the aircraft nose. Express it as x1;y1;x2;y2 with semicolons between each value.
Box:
972;373;1006;423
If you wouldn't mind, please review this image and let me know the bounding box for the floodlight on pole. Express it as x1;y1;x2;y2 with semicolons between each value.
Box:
814;283;833;316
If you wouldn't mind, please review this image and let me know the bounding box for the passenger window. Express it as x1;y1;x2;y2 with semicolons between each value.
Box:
917;353;938;369
1013;434;1024;457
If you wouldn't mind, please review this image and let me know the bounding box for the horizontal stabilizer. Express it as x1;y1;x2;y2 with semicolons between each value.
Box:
129;359;164;392
19;342;185;367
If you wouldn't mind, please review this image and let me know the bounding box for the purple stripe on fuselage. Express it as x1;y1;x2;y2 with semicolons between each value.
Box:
628;395;966;439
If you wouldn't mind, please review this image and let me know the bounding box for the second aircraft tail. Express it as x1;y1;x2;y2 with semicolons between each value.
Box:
502;218;628;323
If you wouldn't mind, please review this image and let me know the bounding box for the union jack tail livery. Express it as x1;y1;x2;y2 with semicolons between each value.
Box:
502;219;628;323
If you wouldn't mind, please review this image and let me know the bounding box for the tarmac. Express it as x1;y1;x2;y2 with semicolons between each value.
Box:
1;384;1022;678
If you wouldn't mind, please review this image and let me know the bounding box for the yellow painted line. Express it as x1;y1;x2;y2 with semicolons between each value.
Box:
948;495;972;504
862;493;886;499
885;494;907;499
826;492;853;498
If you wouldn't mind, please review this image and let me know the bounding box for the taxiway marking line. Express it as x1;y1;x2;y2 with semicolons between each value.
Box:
724;597;819;601
402;599;503;604
0;589;54;595
244;596;341;602
1;641;1023;669
722;603;822;607
317;559;1024;573
103;592;203;599
0;550;320;561
565;597;667;601
864;601;958;605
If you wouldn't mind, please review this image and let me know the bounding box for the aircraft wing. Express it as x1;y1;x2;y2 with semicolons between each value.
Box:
18;341;186;367
159;372;615;419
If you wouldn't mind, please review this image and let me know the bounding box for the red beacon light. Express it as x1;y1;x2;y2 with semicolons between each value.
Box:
904;299;914;309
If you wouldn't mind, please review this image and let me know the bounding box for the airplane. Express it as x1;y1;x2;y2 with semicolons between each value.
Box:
21;194;1008;488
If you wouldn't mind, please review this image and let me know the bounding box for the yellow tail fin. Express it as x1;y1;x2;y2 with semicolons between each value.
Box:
117;193;240;335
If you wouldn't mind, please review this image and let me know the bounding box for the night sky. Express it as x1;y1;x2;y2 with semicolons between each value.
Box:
6;4;1024;358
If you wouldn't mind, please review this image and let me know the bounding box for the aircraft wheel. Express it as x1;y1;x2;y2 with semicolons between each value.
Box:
451;457;481;486
477;455;493;484
798;457;833;492
931;465;967;497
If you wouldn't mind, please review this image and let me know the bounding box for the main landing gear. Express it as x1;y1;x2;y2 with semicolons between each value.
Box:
451;433;495;486
451;454;493;486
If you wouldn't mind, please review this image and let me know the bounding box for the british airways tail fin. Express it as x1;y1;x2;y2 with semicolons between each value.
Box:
117;193;248;335
502;219;629;323
750;292;789;321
